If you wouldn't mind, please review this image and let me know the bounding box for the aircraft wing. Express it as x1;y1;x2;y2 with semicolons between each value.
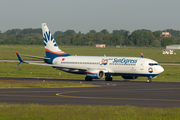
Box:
29;62;89;71
28;62;109;74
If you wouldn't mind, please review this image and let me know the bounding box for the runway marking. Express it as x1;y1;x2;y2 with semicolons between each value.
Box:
0;91;62;98
56;88;180;102
0;91;62;93
0;88;180;102
0;94;57;97
0;87;180;94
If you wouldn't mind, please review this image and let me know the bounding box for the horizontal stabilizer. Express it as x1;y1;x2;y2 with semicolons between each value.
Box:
15;50;25;66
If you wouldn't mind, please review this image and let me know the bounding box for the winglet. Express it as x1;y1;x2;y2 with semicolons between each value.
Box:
141;52;144;58
15;50;24;66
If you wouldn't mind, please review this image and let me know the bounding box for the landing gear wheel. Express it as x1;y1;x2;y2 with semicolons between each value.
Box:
147;79;152;83
105;76;113;81
85;76;92;81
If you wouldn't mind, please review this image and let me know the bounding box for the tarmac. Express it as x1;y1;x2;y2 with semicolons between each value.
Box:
0;77;180;107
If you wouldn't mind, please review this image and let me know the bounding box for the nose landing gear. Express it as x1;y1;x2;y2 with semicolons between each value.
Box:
147;79;152;83
147;76;154;83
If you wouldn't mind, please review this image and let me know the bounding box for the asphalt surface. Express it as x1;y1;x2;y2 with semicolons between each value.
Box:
0;77;180;107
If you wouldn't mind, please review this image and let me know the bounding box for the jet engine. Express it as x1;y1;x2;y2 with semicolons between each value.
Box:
86;69;105;79
122;76;138;79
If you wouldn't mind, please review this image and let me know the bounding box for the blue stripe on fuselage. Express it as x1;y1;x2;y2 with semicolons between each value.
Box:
44;51;71;64
105;73;158;77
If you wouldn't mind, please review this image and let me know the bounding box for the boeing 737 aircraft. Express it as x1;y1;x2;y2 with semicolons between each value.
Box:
15;23;164;83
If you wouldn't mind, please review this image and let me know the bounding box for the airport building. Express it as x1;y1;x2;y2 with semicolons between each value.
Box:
163;44;180;54
96;44;106;48
160;32;171;38
166;44;180;50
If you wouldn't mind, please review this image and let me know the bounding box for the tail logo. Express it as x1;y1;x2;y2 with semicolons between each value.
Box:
43;31;57;47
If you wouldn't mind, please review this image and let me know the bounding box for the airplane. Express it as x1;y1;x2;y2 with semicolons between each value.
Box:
15;23;164;83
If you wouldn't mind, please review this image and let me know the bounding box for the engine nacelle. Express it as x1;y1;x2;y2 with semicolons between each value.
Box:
122;76;138;79
86;69;105;79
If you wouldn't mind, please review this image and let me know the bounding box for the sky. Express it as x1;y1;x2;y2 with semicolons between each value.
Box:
0;0;180;34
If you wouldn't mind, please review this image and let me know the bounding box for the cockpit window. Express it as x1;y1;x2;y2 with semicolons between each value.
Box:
149;63;159;66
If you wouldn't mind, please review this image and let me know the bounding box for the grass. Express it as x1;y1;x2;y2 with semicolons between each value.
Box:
0;103;180;120
0;62;85;79
0;45;178;82
0;45;180;119
0;80;93;88
0;62;180;82
1;45;180;63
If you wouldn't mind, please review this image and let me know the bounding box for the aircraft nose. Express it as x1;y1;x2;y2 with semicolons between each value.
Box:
159;66;164;73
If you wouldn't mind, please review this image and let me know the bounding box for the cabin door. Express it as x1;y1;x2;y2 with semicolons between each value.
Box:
140;61;145;70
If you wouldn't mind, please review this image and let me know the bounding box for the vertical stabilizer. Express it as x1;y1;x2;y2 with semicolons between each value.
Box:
42;23;70;60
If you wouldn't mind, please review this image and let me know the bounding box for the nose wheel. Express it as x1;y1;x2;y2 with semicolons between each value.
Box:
147;79;152;83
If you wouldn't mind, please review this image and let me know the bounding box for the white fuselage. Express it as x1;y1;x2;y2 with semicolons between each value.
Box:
52;56;164;77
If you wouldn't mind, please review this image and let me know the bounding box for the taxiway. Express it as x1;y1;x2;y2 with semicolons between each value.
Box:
0;77;180;107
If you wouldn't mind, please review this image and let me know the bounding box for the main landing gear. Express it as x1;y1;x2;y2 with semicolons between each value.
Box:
85;76;92;81
105;76;113;81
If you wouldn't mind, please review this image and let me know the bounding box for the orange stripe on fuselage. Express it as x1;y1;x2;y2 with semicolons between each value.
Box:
87;71;98;74
45;48;67;55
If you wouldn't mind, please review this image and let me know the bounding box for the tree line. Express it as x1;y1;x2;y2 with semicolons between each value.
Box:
0;28;180;47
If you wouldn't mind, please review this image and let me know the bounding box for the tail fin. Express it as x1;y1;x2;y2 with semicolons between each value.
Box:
42;23;70;59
